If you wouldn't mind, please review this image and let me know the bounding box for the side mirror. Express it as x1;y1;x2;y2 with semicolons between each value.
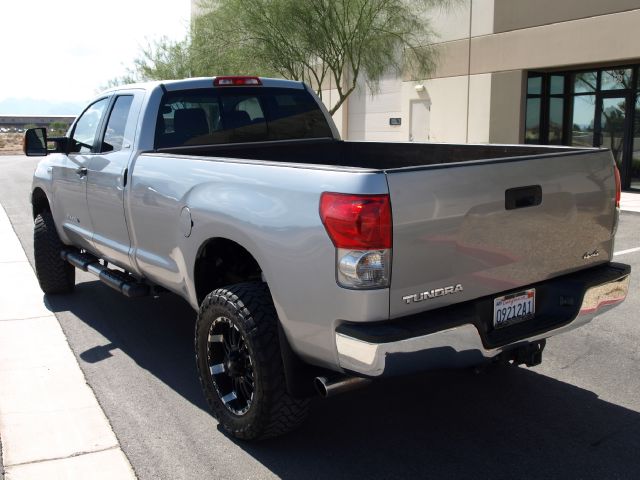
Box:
23;127;70;156
23;128;48;156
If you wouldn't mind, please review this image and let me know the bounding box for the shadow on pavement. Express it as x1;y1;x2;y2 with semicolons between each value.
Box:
45;281;640;479
45;281;208;412
247;369;640;479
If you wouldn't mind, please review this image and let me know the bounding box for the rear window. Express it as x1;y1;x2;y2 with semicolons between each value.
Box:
155;87;333;149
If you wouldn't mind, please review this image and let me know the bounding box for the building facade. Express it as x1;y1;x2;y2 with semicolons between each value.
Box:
322;0;640;190
190;0;640;189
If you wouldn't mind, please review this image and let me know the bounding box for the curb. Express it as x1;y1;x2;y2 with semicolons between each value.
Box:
0;205;136;480
620;208;640;216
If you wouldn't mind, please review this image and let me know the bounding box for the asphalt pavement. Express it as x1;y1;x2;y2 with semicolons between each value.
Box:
1;154;639;479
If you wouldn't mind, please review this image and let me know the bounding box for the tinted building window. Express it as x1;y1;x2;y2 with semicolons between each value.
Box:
527;76;542;95
525;74;567;145
548;97;564;145
525;76;543;143
524;65;640;190
574;72;597;93
549;75;564;95
525;97;541;143
601;69;632;91
571;95;595;147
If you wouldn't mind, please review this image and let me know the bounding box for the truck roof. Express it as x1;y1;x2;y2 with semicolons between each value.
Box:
101;77;306;95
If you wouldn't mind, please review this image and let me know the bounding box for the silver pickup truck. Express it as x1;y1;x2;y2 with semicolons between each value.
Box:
24;76;630;440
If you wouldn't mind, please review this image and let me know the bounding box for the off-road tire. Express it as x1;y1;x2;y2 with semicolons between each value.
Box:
34;211;75;294
196;282;310;440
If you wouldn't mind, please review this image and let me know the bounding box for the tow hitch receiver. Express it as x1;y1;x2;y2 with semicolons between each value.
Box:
502;340;546;367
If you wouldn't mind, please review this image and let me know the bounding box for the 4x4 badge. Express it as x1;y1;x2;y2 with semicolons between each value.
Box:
582;249;600;260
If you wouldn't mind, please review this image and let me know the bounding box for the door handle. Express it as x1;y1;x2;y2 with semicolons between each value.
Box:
505;185;542;210
75;167;88;176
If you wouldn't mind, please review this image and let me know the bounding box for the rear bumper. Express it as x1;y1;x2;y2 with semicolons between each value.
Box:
336;262;630;377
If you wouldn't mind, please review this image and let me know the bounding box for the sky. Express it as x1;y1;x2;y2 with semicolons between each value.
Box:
0;0;191;115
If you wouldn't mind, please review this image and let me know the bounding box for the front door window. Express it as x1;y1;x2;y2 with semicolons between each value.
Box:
70;98;109;154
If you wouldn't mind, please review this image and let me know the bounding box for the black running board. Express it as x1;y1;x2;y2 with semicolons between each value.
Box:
61;250;150;298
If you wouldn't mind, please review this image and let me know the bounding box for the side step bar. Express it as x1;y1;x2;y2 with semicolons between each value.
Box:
61;250;150;298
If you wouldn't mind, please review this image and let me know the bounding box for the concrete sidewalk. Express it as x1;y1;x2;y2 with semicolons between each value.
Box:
0;205;136;479
621;191;640;213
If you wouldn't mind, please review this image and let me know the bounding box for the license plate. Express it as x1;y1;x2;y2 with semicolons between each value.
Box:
493;289;535;329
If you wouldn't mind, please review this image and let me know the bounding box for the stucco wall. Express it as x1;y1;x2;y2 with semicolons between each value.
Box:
319;3;640;144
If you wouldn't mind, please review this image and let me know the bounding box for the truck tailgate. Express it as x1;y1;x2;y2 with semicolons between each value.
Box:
386;149;617;318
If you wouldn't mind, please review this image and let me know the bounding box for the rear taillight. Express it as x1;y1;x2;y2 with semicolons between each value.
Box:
614;162;621;208
213;76;262;86
319;193;391;249
320;193;392;289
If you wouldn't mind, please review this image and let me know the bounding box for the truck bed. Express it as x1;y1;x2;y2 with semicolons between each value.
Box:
155;138;585;170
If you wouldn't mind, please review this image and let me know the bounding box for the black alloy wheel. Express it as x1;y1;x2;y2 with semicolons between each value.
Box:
207;316;255;415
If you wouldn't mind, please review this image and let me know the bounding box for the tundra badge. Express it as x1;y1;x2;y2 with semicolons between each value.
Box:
402;284;464;304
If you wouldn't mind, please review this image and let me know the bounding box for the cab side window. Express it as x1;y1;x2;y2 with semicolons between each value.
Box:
70;98;109;154
101;95;134;153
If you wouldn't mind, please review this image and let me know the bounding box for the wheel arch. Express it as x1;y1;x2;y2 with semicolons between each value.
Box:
32;187;51;218
193;237;264;306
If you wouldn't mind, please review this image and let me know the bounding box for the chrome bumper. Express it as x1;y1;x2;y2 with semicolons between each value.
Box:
336;272;630;377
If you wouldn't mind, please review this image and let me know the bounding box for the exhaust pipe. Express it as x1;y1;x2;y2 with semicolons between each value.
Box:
314;375;371;398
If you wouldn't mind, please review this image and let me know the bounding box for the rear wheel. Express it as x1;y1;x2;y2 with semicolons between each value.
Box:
33;211;75;294
195;282;310;440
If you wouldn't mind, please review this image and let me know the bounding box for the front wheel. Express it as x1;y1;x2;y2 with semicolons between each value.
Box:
195;282;310;440
33;211;75;294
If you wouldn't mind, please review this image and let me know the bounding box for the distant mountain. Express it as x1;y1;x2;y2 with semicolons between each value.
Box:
0;97;87;115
